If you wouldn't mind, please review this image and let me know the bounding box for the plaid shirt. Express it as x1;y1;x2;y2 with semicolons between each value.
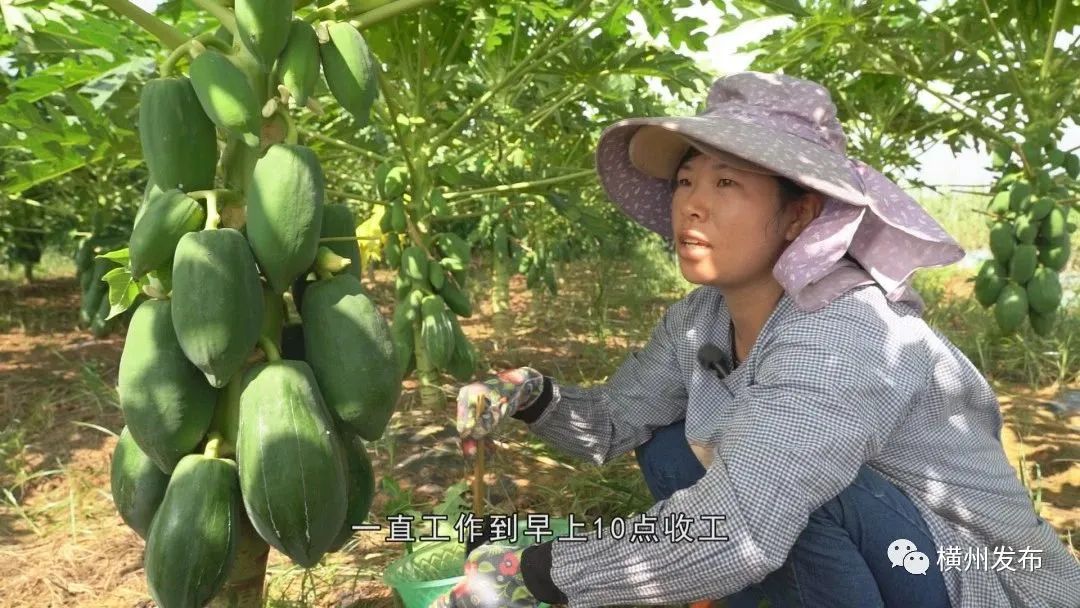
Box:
522;284;1080;607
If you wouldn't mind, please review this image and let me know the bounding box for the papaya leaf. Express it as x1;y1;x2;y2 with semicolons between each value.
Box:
101;265;142;320
96;247;130;264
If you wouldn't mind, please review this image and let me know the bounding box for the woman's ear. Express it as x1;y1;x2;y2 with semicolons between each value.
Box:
783;191;825;241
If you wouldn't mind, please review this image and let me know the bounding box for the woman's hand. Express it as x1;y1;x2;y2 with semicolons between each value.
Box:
431;544;541;608
456;367;545;453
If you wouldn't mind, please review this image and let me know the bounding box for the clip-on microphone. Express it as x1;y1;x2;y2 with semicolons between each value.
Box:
697;342;733;379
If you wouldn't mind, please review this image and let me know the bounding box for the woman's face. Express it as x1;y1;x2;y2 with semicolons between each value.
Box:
670;151;794;289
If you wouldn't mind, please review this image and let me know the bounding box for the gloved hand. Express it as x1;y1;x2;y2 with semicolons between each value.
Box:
431;543;540;608
456;367;545;455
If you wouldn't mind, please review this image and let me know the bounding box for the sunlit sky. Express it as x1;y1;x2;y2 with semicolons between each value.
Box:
128;0;1078;188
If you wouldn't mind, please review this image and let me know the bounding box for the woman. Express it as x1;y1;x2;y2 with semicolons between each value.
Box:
433;72;1080;608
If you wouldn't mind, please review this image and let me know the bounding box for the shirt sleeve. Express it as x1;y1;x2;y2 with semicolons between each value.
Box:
516;295;692;466
547;305;931;607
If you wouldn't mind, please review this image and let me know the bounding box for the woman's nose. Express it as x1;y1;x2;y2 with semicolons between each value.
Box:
678;185;709;222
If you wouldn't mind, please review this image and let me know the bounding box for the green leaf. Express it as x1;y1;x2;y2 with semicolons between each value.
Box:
511;586;533;601
96;247;130;264
102;265;141;320
477;561;495;573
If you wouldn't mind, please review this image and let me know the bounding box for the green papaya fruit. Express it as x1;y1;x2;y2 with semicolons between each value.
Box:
445;313;476;382
439;279;472;318
1065;152;1080;179
234;0;292;69
80;257;112;325
1008;181;1032;213
394;272;411;302
189;51;262;147
119;299;219;473
391;201;407;233
973;260;1008;308
439;256;466;272
1030;197;1054;221
405;289;425;321
1038;206;1067;244
1038;238;1070;271
436;232;471;263
1013;214;1039;245
379;200;394;233
79;261;95;295
110;426;170;539
172;229;265;388
391;301;414;380
987;190;1010;215
385;237;402;268
138;77;218;191
989;221;1015;263
1009;244;1038;283
246;144;326;293
302;274;400;441
275;19;320;105
145;454;240;608
321;203;362;279
319;22;377;124
74;237;96;274
402;246;428;283
1026;267;1062;315
129;189;205;279
383;166;407;200
89;294;114;338
994;283;1028;333
329;435;376;552
429;262;446;291
420;295;454;369
1029;309;1057;337
237;360;348;567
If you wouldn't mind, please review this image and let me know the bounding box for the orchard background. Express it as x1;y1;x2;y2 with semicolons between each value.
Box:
1;1;1078;606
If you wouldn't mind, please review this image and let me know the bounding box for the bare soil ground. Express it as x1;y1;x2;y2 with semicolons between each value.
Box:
0;265;1075;608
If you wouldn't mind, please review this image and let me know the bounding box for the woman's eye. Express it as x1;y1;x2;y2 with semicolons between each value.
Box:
716;178;735;187
675;177;691;188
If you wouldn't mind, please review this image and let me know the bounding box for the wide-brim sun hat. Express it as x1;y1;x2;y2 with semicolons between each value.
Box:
595;71;965;313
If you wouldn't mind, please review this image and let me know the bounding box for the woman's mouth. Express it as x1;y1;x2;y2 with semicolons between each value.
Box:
678;239;712;260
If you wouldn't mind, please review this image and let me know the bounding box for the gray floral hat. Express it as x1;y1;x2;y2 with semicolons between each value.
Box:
595;71;965;313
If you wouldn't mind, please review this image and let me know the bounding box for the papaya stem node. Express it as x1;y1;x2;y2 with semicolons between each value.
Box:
314;246;351;279
259;336;282;362
204;432;223;459
162;39;197;77
261;98;279;119
204;192;221;230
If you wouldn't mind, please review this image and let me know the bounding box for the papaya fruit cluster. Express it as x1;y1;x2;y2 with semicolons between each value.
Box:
74;234;131;337
975;131;1076;336
107;4;399;607
368;160;479;381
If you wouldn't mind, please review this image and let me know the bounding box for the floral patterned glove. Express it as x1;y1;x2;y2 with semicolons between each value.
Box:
431;544;540;608
456;367;545;454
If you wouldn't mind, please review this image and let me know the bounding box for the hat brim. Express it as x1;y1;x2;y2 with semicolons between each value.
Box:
595;115;871;240
629;126;781;179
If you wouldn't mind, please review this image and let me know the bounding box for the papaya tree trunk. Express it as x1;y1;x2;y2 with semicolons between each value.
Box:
207;508;270;607
490;252;512;349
